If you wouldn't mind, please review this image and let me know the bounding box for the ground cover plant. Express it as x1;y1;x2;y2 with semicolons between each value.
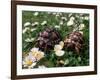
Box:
22;11;89;69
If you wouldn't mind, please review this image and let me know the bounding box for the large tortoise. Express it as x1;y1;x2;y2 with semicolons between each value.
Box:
36;27;61;51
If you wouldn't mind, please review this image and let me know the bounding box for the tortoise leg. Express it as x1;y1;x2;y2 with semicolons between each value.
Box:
75;46;80;54
44;44;47;53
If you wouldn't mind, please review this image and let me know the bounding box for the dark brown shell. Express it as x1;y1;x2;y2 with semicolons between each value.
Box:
36;27;61;51
64;31;84;54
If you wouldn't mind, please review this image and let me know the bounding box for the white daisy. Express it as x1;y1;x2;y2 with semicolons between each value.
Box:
70;16;75;21
32;22;39;27
67;20;74;26
68;13;72;17
56;14;60;17
52;12;56;15
23;47;45;68
25;38;35;42
31;47;39;52
24;22;31;27
84;16;89;20
41;21;47;26
79;31;83;35
79;24;85;30
34;12;39;16
59;60;65;64
59;41;64;48
54;45;62;51
31;28;37;32
54;41;65;57
22;27;30;34
59;21;63;25
61;17;67;21
30;47;44;61
55;50;65;57
64;59;69;65
23;55;36;67
31;38;35;41
54;25;60;29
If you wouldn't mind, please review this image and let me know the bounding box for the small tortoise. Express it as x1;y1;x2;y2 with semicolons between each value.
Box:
36;27;61;51
64;31;84;54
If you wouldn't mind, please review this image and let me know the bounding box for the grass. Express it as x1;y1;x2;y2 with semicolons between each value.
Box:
22;11;89;68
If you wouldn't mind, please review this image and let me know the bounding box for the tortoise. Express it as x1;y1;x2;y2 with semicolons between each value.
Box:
64;31;84;54
36;27;62;51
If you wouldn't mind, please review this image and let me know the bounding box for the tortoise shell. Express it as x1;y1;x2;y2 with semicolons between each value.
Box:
36;27;61;51
64;31;84;54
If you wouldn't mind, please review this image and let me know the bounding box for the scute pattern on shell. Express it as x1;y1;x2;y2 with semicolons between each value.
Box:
36;27;61;51
64;31;84;54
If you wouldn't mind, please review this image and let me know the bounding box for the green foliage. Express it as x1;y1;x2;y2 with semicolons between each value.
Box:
22;11;89;68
